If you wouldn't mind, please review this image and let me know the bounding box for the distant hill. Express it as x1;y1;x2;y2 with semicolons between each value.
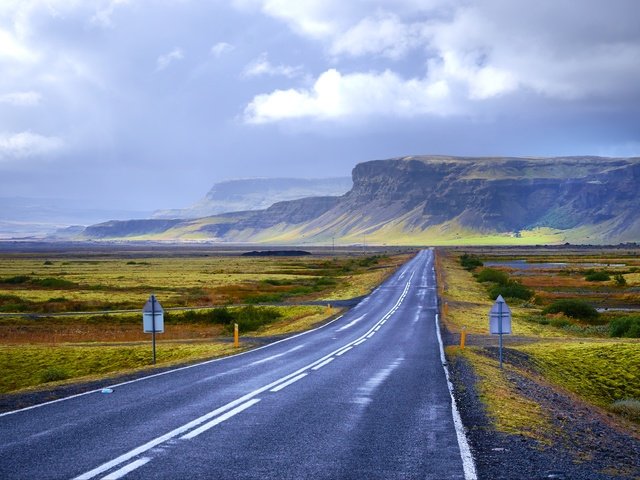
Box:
0;197;151;239
81;156;640;245
152;177;352;219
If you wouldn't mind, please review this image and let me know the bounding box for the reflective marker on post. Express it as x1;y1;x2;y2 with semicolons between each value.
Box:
234;323;239;348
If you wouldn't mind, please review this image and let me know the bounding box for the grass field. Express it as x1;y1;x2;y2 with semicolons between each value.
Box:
438;246;640;434
0;252;411;313
0;248;411;394
0;342;241;394
516;341;640;409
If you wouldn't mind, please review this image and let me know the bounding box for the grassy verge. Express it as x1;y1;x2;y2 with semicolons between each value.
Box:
256;305;341;336
447;346;554;441
516;341;640;413
0;342;240;394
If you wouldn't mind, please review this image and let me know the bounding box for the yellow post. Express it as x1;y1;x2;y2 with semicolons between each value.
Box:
234;323;239;348
444;301;449;317
460;327;466;349
326;303;332;314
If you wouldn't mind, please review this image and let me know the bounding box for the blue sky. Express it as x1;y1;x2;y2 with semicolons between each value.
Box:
1;0;639;211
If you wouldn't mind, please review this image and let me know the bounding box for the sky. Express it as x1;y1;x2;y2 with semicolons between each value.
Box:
1;0;639;211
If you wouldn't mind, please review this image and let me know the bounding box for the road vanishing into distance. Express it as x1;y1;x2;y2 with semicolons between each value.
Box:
0;250;475;480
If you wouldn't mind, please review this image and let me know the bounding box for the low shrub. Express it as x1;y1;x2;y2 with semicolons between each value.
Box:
460;253;483;270
610;399;640;421
609;316;640;338
585;271;610;282
47;297;68;303
543;299;599;322
40;366;70;383
549;316;573;328
261;278;292;286
33;277;76;288
476;268;510;285
245;293;285;304
2;275;31;284
231;306;282;333
489;281;534;301
210;307;234;325
613;274;627;286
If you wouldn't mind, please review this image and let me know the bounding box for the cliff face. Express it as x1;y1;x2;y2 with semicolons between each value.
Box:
81;156;640;244
320;156;640;237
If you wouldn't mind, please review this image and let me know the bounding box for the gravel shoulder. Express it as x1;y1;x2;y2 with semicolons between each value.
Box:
446;337;640;479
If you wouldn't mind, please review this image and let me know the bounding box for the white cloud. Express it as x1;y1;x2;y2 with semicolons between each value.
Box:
232;0;343;38
0;91;42;106
240;0;640;123
0;27;38;63
210;42;234;57
244;68;452;123
242;53;303;78
0;131;63;160
429;51;518;100
330;12;427;59
156;48;184;71
90;0;129;28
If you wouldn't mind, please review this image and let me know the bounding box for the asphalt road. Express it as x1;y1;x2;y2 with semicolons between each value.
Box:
0;249;475;480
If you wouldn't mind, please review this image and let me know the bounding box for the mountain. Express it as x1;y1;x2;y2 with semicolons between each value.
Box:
152;177;352;219
81;156;640;245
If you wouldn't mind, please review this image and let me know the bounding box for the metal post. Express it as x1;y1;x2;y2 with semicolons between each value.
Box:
498;300;503;369
151;294;156;365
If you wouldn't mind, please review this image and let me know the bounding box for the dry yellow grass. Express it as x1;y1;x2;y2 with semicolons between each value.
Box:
448;346;554;440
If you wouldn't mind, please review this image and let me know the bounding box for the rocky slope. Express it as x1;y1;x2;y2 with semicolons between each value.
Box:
81;156;640;245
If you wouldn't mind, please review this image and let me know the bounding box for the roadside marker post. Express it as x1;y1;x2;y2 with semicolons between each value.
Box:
234;323;239;348
143;295;164;365
460;327;466;349
489;295;512;369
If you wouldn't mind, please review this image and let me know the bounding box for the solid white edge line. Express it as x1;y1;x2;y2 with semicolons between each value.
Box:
181;399;261;440
311;357;335;370
100;457;151;480
0;314;345;418
269;373;308;392
435;312;478;480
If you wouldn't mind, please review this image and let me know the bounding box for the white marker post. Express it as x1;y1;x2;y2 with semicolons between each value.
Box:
489;295;512;369
143;295;164;365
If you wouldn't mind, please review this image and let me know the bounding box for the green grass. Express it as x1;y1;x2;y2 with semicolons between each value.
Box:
516;342;640;411
0;343;240;394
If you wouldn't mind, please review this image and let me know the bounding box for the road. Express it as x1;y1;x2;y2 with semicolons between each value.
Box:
0;249;475;480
